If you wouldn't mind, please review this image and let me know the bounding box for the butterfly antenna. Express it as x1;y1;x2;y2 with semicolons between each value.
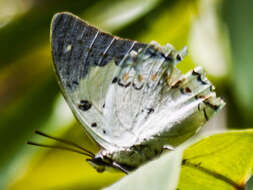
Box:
27;141;93;157
28;130;95;157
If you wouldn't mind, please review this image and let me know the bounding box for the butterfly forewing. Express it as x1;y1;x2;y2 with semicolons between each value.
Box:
51;12;148;150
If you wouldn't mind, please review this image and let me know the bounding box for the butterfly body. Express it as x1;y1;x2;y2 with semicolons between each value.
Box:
50;12;225;173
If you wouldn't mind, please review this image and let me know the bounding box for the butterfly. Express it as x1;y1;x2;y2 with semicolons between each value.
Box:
28;12;225;174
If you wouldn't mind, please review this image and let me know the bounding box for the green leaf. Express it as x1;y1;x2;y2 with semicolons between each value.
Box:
104;148;183;190
178;130;253;190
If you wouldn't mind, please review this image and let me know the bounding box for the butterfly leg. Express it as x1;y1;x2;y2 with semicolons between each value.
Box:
112;161;129;174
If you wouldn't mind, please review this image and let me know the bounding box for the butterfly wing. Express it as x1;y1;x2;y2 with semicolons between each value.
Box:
51;12;148;150
51;12;224;151
105;43;225;148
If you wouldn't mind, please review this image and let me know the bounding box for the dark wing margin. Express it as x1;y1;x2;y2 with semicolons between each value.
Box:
51;12;148;92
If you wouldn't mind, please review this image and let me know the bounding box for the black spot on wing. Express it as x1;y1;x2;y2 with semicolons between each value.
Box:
185;87;192;93
180;87;192;94
203;100;220;111
91;122;97;127
112;77;118;83
118;79;131;88
147;108;154;115
132;83;144;90
78;100;92;111
192;70;208;85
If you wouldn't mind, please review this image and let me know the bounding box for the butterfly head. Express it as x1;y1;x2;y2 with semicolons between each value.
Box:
86;153;111;173
86;152;131;174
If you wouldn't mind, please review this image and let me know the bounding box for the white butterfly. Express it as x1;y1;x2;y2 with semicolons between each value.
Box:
29;12;225;174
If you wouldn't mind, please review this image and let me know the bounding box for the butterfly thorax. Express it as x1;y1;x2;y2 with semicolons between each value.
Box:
107;143;165;169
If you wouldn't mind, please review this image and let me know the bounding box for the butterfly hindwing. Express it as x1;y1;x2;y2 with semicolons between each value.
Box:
135;66;224;146
104;44;225;148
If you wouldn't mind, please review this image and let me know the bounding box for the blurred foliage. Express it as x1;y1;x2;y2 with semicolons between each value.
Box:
222;0;253;128
0;0;252;189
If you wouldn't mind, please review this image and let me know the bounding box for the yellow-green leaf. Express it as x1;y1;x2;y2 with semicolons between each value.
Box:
178;130;253;190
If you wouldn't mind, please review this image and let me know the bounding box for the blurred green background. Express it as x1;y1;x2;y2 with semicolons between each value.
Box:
0;0;252;189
